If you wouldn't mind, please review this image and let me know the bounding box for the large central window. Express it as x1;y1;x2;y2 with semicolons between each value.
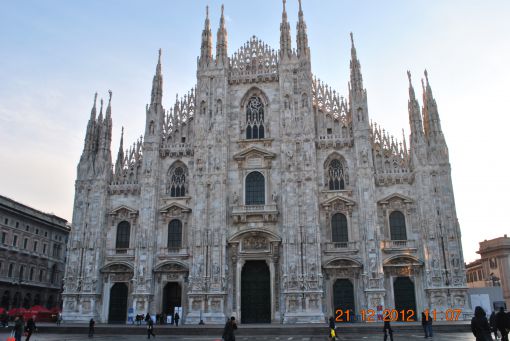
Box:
246;96;265;139
245;171;265;205
389;211;407;240
116;221;131;249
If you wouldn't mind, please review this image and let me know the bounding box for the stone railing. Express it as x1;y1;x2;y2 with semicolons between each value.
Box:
106;248;135;257
231;204;278;223
381;240;417;252
323;241;360;254
316;135;353;149
157;247;190;259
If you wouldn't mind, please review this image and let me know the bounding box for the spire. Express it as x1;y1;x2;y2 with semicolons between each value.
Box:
105;90;112;119
279;0;292;59
150;49;163;109
98;98;104;123
115;127;124;175
296;0;309;58
90;92;98;120
84;92;98;153
349;32;364;94
216;4;228;64
200;6;213;66
406;71;425;147
421;69;444;140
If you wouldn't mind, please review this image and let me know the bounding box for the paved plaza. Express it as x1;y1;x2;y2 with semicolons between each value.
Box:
0;331;478;341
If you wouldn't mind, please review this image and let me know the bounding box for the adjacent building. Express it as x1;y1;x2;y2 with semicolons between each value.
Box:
466;235;510;309
0;195;69;310
63;2;470;324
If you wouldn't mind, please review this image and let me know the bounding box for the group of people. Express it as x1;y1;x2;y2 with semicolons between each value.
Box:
9;315;37;341
476;306;510;341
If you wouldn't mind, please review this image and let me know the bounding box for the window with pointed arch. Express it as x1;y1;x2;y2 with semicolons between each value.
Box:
168;219;182;249
245;171;265;205
116;221;130;249
168;163;188;197
246;96;265;139
332;213;348;244
327;159;348;190
389;211;407;240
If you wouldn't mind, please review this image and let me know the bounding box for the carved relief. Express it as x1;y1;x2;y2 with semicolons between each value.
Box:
242;236;269;251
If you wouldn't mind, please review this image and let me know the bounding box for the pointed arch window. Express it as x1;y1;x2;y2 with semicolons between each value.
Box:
246;96;265;139
168;219;182;249
389;211;407;240
168;165;187;197
328;159;347;190
332;213;348;244
116;221;130;249
245;171;265;205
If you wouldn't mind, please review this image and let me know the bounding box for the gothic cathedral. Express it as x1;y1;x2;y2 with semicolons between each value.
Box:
62;1;469;324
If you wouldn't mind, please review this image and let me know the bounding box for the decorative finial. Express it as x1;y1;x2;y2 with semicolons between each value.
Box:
350;32;354;45
121;126;124;137
424;69;429;84
221;4;224;16
298;0;302;12
94;92;98;104
108;90;112;103
283;0;286;11
158;48;162;62
407;70;412;85
206;5;209;19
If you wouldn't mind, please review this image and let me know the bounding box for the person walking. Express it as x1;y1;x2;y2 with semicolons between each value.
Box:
56;312;62;326
490;311;499;340
496;307;510;341
13;316;24;341
145;312;151;324
88;318;95;338
328;316;336;341
174;312;180;327
25;316;36;341
471;306;493;341
222;316;237;341
147;318;156;339
383;320;394;341
421;311;433;338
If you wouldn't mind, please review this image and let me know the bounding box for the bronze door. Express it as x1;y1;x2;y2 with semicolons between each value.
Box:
162;282;182;315
108;282;128;323
333;279;355;321
393;277;417;321
241;260;271;323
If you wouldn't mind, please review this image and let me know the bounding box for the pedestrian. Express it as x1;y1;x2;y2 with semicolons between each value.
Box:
421;311;433;338
25;316;36;341
174;312;180;327
147;318;156;339
471;306;493;341
328;316;336;341
13;316;24;341
496;307;510;341
222;316;237;341
88;318;95;338
383;320;394;341
145;313;151;324
490;311;499;340
56;312;62;326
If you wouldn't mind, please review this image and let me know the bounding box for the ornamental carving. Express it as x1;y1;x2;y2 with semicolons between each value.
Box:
242;236;269;251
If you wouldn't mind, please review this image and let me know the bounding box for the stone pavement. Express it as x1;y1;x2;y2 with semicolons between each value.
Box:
0;331;477;341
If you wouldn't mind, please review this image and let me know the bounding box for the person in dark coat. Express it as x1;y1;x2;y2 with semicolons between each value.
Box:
383;320;394;341
145;313;151;324
328;316;336;341
88;318;95;338
222;316;237;341
25;316;36;341
13;316;24;341
147;318;156;339
471;306;493;341
490;311;499;340
496;307;510;341
174;312;180;327
421;311;433;338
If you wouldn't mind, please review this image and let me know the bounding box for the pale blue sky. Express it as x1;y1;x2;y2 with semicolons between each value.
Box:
0;0;509;262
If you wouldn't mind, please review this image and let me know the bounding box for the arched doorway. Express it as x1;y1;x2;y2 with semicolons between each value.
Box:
108;283;128;323
333;279;355;321
162;282;181;315
241;260;270;323
393;277;417;320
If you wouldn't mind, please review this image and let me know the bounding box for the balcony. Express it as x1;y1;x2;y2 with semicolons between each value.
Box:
381;240;417;252
323;241;360;254
106;248;135;259
231;204;278;223
157;247;190;259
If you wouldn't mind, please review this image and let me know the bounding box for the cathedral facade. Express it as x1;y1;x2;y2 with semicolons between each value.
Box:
62;2;470;324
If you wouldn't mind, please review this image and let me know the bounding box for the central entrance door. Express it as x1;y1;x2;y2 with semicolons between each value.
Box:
393;276;417;321
241;260;270;323
108;282;128;323
333;279;355;321
162;282;182;315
